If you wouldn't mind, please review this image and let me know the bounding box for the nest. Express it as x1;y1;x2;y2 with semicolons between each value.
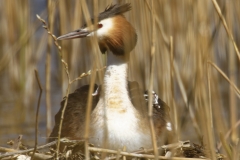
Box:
0;136;225;160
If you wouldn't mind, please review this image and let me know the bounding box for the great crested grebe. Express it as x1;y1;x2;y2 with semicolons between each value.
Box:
49;3;172;152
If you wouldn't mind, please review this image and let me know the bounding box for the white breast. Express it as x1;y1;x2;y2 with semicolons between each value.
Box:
90;98;152;152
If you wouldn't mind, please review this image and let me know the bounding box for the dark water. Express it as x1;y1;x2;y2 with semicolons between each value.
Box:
0;82;62;147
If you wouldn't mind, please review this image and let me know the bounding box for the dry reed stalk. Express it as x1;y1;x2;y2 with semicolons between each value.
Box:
18;0;28;92
207;64;213;129
83;0;102;159
46;0;54;138
208;62;240;97
83;65;97;160
225;1;238;143
116;149;121;160
56;87;71;160
70;1;82;90
170;36;179;140
122;146;126;160
200;2;216;159
58;0;69;94
79;1;96;159
146;1;159;159
211;0;240;61
219;132;232;159
32;70;43;159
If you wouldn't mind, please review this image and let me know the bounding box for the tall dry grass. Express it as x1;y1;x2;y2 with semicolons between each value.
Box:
0;0;239;159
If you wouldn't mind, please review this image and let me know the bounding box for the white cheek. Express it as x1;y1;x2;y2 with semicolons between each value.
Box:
96;18;113;37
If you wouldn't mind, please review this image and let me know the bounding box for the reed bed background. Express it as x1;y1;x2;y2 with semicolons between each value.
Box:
0;0;239;158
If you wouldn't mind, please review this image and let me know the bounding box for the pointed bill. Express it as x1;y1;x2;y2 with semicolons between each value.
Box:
57;28;90;40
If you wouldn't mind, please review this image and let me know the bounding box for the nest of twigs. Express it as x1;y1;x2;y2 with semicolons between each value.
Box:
0;136;225;160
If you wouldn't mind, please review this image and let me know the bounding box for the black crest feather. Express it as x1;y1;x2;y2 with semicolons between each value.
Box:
98;3;132;21
81;3;132;28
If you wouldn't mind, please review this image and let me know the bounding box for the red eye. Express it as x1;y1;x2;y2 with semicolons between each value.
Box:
98;23;103;28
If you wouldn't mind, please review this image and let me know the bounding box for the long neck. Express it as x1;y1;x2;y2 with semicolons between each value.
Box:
102;51;130;109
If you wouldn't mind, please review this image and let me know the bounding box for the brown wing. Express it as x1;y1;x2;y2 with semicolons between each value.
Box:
48;84;99;142
128;81;173;140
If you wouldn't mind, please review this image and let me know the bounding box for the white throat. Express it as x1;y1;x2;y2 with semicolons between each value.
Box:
103;51;129;108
